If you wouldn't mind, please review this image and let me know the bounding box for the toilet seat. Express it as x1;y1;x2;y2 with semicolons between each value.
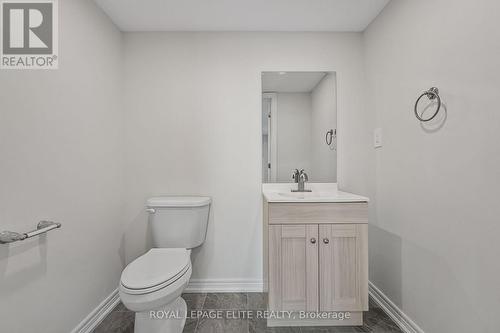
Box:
121;248;191;295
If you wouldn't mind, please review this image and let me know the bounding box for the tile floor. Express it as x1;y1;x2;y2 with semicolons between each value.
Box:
93;293;402;333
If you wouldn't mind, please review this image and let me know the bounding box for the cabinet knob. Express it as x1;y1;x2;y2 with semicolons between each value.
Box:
310;238;316;244
323;238;329;244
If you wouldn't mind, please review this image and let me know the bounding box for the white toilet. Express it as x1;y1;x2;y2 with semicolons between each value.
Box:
119;196;211;333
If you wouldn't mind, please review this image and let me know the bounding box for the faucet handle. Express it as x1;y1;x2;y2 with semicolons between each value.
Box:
300;172;308;182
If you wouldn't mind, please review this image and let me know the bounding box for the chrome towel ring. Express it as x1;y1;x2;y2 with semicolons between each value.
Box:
325;129;335;145
325;129;336;150
414;87;441;122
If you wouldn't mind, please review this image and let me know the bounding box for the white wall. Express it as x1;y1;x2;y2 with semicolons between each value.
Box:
311;73;337;182
0;1;124;332
364;1;500;332
122;32;369;284
276;92;312;182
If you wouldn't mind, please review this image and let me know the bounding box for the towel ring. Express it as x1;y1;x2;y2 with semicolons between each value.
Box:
325;129;337;151
325;128;337;144
325;129;335;145
414;87;441;122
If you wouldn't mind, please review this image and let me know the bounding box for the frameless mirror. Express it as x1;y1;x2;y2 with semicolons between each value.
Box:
262;71;337;183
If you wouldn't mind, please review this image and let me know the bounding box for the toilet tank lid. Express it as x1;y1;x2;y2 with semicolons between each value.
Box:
147;196;211;208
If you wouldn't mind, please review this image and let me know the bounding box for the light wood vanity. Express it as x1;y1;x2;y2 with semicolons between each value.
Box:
263;184;369;327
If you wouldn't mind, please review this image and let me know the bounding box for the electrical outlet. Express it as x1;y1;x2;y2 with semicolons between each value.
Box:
374;128;382;148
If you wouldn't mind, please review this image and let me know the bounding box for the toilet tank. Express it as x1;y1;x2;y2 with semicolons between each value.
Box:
147;196;211;249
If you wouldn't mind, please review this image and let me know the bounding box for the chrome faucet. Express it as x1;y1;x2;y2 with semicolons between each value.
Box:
291;169;312;192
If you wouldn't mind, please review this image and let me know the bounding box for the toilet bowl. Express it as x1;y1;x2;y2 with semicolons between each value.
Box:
119;196;211;333
120;248;192;333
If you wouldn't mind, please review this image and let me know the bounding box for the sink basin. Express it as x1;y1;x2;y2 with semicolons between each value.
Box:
262;183;369;203
278;191;332;199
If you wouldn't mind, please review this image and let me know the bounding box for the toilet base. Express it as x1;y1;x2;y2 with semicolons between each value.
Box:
134;296;187;333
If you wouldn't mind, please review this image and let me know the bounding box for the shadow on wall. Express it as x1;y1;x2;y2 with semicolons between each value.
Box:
0;237;48;297
403;236;483;331
368;224;402;307
417;99;448;133
370;224;483;331
119;210;153;268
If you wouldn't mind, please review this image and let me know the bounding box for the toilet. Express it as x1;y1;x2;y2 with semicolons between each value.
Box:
119;196;211;333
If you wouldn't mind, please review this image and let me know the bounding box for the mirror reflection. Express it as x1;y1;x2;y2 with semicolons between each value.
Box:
262;72;337;183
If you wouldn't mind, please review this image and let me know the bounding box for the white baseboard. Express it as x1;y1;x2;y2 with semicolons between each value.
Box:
71;288;120;333
369;282;424;333
185;279;264;293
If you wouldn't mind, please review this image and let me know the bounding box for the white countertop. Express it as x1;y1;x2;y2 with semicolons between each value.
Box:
262;183;369;203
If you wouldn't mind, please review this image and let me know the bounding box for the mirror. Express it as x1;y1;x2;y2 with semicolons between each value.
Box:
262;71;337;183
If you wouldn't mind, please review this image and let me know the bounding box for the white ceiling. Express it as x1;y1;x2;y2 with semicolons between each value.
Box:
262;72;327;93
94;0;390;32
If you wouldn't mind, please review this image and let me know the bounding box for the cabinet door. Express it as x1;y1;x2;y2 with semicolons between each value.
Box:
269;224;318;312
319;224;368;311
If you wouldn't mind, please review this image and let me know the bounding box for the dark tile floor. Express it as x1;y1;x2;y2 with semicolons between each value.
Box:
93;293;402;333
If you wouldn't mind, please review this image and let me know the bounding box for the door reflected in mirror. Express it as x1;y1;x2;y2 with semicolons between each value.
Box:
262;71;337;183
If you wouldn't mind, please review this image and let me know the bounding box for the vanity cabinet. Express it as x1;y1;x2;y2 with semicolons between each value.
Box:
263;200;368;326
